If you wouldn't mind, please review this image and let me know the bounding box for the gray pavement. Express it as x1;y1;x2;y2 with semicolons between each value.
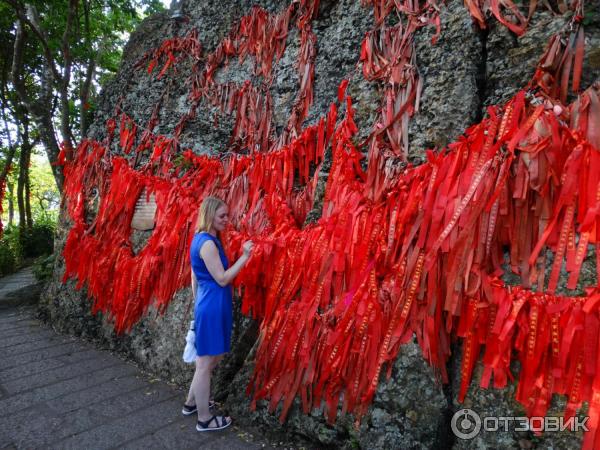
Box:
0;267;43;311
0;268;275;450
0;267;37;294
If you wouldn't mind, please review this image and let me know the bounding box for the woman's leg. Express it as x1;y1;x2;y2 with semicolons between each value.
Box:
185;354;223;406
185;366;200;406
188;355;213;420
190;354;231;430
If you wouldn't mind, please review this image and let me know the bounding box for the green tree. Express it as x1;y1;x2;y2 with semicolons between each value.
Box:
2;0;165;190
0;0;164;272
29;151;59;222
1;147;58;223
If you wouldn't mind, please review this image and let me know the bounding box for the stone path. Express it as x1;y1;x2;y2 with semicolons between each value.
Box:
0;268;274;449
0;267;42;311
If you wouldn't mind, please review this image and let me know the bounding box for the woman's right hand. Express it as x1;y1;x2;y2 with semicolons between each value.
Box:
242;240;254;257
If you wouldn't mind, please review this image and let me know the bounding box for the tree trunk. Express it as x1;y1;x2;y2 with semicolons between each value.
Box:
0;134;18;189
17;115;32;231
35;63;64;191
0;117;18;228
80;0;95;138
8;181;14;226
17;149;25;231
38;109;64;191
58;0;79;151
25;156;32;229
9;5;66;192
80;57;96;137
0;63;17;185
0;66;19;230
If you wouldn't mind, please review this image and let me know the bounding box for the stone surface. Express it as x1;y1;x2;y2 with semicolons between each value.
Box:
409;0;483;161
0;304;274;449
37;1;600;449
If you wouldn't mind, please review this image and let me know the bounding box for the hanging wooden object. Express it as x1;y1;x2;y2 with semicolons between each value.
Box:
131;188;157;230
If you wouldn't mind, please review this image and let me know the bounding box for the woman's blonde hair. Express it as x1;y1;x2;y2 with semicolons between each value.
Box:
196;196;227;233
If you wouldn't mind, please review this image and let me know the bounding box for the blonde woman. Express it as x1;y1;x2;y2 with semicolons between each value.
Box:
182;196;253;431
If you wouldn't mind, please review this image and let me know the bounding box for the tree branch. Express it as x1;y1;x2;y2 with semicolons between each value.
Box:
0;104;18;184
10;19;63;191
10;18;32;112
58;0;79;150
80;0;95;136
5;0;63;84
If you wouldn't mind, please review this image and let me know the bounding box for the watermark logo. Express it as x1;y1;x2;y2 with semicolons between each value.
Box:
451;409;482;440
450;409;589;440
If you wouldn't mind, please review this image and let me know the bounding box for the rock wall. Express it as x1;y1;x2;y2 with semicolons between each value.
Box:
40;1;600;448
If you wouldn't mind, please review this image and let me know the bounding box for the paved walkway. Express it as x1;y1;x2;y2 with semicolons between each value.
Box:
0;267;42;311
0;269;274;450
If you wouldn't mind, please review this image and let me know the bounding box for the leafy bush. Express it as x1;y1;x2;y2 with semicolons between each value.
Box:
20;222;55;258
0;219;56;277
32;253;55;281
0;240;16;276
2;225;23;264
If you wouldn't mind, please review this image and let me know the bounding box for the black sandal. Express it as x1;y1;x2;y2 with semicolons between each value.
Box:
196;415;232;431
181;400;216;416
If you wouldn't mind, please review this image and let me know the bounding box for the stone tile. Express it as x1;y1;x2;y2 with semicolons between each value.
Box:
0;326;37;340
0;309;35;318
0;329;55;349
1;334;78;357
0;363;138;416
52;397;185;450
0;402;68;448
0;437;16;450
119;420;218;450
0;321;40;334
1;382;150;449
0;358;66;382
3;354;120;395
119;421;270;450
91;381;180;418
55;348;111;364
0;313;34;324
1;342;89;370
46;375;147;414
200;434;266;449
14;379;170;448
0;327;44;343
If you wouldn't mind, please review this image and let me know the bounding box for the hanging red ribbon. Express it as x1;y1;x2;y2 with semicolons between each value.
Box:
58;1;599;448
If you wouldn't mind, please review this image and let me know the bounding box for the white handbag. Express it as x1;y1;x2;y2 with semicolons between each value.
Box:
183;320;197;363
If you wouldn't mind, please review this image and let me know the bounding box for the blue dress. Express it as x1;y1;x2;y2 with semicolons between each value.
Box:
189;232;233;356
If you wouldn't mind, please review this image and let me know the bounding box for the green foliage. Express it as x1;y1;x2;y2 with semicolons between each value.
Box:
20;222;55;258
0;240;17;276
32;253;55;281
0;0;166;276
2;225;23;264
1;151;60;225
0;217;56;276
0;225;21;275
172;154;193;172
29;152;61;222
1;0;166;158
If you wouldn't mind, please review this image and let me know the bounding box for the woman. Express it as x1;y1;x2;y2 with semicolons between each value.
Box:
182;196;253;431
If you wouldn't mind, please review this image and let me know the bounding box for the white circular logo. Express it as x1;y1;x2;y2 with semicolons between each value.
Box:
451;408;482;440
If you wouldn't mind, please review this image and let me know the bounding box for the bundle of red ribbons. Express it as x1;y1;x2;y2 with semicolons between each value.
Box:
58;0;600;448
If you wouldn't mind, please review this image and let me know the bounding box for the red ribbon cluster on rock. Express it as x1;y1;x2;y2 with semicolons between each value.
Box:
58;0;600;447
